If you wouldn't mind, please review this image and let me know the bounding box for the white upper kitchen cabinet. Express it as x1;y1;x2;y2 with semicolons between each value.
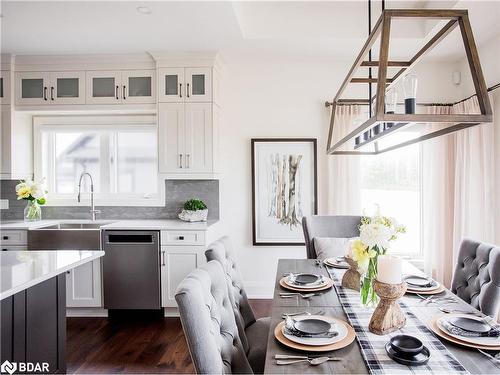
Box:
158;102;218;177
86;70;155;104
0;71;11;105
158;67;212;103
158;67;185;103
15;71;85;105
15;71;51;105
184;103;213;172
122;70;156;104
0;108;12;178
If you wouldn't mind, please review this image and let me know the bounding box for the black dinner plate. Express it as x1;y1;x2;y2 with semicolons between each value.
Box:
390;335;423;355
385;342;430;366
448;317;491;333
293;319;332;335
292;273;321;285
403;275;434;287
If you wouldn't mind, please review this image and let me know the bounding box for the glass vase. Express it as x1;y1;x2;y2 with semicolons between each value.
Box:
360;257;379;308
24;200;42;222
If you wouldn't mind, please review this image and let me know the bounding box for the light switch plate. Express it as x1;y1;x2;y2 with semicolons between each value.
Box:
0;199;9;210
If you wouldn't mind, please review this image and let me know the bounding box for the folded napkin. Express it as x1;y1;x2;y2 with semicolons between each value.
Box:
441;319;500;337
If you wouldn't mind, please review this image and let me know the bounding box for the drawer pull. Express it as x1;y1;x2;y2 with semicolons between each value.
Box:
2;236;8;240
178;236;185;240
2;249;7;251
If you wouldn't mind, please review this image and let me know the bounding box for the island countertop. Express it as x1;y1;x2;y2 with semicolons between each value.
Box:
0;250;104;300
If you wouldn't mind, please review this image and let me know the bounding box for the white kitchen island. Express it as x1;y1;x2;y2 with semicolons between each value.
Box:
0;250;104;373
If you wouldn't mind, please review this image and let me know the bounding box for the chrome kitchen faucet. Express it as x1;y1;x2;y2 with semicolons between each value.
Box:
77;172;101;221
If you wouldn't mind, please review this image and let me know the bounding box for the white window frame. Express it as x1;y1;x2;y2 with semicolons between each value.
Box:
33;114;164;207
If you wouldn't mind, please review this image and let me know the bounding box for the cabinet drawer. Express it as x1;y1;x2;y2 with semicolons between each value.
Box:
161;231;205;246
1;245;28;252
0;230;28;245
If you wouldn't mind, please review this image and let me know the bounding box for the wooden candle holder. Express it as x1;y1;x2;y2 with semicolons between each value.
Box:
368;280;407;335
341;257;361;291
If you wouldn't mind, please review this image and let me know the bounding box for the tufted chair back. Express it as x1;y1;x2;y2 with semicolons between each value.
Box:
205;237;256;354
302;215;361;259
451;238;500;319
175;261;253;374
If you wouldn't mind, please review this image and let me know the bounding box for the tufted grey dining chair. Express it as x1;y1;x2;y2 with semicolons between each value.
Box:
175;260;253;374
302;215;361;259
206;237;269;374
451;238;500;319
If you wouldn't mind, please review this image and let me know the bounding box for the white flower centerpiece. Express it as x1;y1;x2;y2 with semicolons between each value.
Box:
350;208;405;307
15;179;48;222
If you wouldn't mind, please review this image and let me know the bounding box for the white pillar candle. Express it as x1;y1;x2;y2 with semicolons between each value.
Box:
377;255;402;284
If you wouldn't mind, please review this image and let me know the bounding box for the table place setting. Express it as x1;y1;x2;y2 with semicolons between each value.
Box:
279;272;334;293
273;313;356;353
323;256;350;269
403;274;446;295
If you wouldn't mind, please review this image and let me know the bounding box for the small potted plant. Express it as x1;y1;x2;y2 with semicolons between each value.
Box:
178;198;208;222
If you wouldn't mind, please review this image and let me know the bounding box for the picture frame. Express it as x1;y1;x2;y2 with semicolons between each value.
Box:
251;138;318;246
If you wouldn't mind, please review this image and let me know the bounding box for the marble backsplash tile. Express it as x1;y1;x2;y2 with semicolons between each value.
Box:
0;179;219;221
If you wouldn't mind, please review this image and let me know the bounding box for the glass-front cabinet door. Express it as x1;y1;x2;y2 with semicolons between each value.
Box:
15;72;51;105
0;71;10;105
86;71;122;104
185;67;212;102
122;70;155;104
158;68;184;103
51;71;85;105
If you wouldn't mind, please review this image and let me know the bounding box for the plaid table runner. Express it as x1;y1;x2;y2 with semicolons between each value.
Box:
326;266;469;374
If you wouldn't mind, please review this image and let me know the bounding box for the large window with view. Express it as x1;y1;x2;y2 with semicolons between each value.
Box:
360;141;421;258
34;116;160;206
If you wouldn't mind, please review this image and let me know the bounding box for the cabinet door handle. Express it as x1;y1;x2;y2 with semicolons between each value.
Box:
161;250;166;266
123;85;126;100
43;86;48;101
115;85;119;100
178;236;185;240
186;154;190;168
179;83;182;98
187;83;190;98
179;154;183;168
51;86;55;100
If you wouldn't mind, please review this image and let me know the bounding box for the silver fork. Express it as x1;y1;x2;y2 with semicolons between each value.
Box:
478;349;500;365
280;292;321;299
281;310;324;319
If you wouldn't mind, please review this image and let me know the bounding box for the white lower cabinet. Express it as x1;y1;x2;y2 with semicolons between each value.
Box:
66;258;102;307
161;245;205;307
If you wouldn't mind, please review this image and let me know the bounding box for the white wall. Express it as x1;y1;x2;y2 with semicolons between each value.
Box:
219;57;458;297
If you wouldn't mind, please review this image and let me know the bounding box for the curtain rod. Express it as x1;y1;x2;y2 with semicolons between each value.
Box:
325;82;500;108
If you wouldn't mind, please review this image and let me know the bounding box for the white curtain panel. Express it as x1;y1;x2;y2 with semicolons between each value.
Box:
423;94;498;286
327;105;363;215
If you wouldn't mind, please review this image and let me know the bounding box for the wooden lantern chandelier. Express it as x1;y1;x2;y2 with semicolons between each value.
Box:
326;9;493;155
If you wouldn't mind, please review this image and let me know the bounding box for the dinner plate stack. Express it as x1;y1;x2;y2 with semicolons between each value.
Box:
429;314;500;350
279;273;334;292
274;314;356;352
403;275;445;295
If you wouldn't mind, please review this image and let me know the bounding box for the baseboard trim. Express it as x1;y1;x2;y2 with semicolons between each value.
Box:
66;308;108;317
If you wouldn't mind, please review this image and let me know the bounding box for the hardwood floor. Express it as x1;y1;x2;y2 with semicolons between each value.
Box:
67;300;272;374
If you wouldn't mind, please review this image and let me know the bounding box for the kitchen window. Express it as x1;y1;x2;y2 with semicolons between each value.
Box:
360;138;422;259
34;115;162;206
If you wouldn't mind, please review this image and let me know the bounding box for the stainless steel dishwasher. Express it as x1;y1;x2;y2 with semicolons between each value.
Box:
102;230;161;310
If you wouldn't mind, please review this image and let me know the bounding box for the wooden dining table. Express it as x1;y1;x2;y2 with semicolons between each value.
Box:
263;259;499;374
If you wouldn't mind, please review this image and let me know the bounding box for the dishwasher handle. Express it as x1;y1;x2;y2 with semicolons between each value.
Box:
104;232;158;244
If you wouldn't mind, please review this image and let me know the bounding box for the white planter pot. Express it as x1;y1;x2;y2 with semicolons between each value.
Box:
178;209;208;222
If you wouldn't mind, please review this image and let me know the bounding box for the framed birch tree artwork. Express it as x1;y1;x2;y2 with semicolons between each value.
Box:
251;138;318;245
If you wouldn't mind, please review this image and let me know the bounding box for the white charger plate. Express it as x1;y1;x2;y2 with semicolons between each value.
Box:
282;315;348;346
437;315;500;347
284;275;327;289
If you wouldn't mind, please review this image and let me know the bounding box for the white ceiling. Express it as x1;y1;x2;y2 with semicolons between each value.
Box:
1;0;499;62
